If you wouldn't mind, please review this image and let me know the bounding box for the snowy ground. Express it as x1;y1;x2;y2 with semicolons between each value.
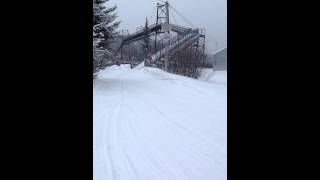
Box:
93;64;227;180
198;68;227;85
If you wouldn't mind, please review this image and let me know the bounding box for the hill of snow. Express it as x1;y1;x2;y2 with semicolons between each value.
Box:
93;64;227;180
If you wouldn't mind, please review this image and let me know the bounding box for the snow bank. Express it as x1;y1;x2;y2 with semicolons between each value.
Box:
198;68;227;86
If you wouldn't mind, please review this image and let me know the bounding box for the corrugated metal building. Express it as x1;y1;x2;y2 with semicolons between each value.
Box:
213;48;227;71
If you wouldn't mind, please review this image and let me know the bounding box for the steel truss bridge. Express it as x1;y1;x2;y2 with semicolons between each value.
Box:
112;1;207;76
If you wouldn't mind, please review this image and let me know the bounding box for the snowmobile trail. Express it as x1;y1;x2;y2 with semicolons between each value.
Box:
93;64;227;180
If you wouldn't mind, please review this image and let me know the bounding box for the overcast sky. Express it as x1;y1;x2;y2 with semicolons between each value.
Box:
108;0;227;53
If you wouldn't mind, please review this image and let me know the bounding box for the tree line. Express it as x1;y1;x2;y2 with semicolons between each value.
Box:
93;0;120;78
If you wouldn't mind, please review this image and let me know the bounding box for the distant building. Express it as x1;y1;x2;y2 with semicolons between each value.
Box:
213;48;227;71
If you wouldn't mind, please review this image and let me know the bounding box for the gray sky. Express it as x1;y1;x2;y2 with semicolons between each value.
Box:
108;0;227;53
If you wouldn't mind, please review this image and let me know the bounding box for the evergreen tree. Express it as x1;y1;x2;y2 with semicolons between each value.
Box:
93;0;120;77
143;18;151;66
143;18;150;53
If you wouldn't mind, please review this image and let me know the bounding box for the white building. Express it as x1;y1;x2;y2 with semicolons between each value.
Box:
213;48;227;71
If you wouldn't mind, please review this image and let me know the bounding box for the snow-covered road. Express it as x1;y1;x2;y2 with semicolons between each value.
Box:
93;64;227;180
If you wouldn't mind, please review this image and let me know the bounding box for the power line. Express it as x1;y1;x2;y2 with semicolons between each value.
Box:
206;34;227;47
147;6;157;23
169;5;196;28
169;4;227;49
170;8;178;25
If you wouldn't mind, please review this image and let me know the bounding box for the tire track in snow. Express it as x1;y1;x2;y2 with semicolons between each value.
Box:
124;91;223;179
137;74;227;146
107;78;139;180
102;100;121;180
121;82;182;180
122;104;169;180
129;82;226;155
103;71;168;180
126;81;226;177
101;80;127;180
95;66;227;180
124;103;191;180
121;82;204;179
99;69;131;180
115;80;145;180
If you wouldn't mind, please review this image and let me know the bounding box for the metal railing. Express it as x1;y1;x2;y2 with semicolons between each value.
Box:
151;29;200;63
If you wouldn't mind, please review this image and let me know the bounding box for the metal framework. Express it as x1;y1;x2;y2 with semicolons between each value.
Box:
113;1;206;77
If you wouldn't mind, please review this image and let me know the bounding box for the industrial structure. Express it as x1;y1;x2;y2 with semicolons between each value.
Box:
113;1;207;77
